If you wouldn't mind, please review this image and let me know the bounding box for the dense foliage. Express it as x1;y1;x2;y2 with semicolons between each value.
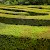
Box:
0;0;50;5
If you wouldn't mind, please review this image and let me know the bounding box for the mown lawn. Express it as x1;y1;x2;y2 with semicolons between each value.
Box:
0;5;50;50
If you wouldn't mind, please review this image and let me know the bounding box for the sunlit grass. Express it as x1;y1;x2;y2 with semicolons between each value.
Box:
0;23;50;38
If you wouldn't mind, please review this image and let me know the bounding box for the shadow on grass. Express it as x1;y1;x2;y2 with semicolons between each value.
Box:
0;34;50;50
28;7;50;10
28;7;43;9
0;12;48;16
0;8;27;12
47;11;50;12
27;11;48;16
0;17;50;26
0;8;49;16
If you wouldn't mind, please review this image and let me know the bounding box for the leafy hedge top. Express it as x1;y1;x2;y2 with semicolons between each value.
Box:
0;0;50;5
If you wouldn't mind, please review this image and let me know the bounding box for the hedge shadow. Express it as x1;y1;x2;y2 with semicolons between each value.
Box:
0;17;50;26
0;34;50;50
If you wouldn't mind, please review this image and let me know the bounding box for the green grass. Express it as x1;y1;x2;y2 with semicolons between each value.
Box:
0;5;50;50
